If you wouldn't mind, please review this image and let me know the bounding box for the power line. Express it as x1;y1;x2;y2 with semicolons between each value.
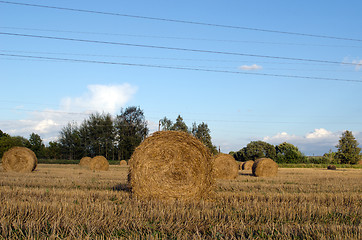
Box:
1;1;361;42
0;49;336;66
0;32;357;66
1;26;361;49
2;108;361;125
1;53;361;83
0;55;356;73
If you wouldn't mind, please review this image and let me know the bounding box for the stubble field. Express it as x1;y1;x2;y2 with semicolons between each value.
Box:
0;164;361;239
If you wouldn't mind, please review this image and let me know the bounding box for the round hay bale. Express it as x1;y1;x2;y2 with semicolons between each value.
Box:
242;160;254;170
120;160;127;166
252;158;278;177
89;156;109;171
213;153;239;179
358;160;362;165
327;165;337;170
128;131;214;200
2;147;37;172
239;162;244;170
79;156;92;167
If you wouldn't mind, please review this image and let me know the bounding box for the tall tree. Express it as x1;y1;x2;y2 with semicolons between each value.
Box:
114;106;149;160
45;141;61;159
335;130;361;164
192;122;218;154
79;112;115;158
159;117;173;131
28;133;45;158
170;115;188;132
58;122;81;160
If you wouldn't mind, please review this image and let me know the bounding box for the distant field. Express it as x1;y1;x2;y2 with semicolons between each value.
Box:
0;165;361;239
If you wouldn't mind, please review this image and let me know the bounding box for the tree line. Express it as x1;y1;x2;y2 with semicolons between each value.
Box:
230;130;361;165
0;105;360;163
0;106;218;160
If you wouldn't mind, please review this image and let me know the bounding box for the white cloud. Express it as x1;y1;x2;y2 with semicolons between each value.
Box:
352;59;362;71
305;128;333;139
60;83;137;114
262;128;353;155
239;64;263;71
343;57;362;71
1;83;137;144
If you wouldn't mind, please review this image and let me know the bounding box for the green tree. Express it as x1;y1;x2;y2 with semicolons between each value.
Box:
58;122;82;160
79;112;115;159
45;141;62;159
170;115;188;132
323;149;336;164
234;141;276;161
0;130;10;138
28;133;45;158
114;106;149;160
191;122;218;154
275;142;306;163
159;117;173;131
335;130;361;164
0;134;29;158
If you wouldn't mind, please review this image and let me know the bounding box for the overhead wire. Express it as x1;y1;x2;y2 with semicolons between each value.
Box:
0;55;356;73
1;53;361;83
1;108;361;125
0;49;339;66
1;26;361;49
0;0;361;42
0;32;358;66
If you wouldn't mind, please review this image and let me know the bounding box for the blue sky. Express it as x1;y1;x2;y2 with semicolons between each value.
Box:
1;0;361;155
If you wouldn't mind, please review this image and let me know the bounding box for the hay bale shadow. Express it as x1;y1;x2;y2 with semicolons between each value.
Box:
238;171;253;176
112;183;131;192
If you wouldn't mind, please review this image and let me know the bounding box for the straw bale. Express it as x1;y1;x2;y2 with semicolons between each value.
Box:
358;160;362;165
128;131;214;200
79;156;92;167
120;160;127;166
327;165;337;170
89;156;109;171
2;147;37;172
252;158;278;177
242;160;254;170
213;153;239;179
239;162;245;170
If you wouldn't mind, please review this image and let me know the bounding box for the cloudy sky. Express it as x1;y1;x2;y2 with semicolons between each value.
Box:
1;0;361;155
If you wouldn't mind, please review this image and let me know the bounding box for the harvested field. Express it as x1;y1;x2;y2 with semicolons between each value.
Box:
0;165;361;239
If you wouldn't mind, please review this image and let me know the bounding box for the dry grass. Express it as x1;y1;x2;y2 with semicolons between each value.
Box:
0;165;361;239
